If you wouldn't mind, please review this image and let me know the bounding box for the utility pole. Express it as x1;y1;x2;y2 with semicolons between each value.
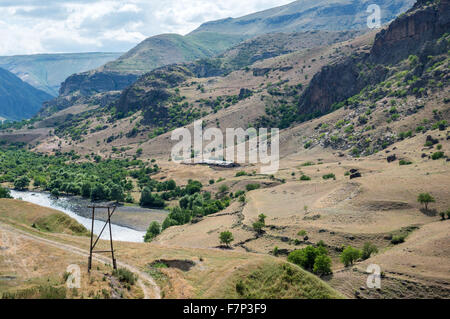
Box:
87;204;117;272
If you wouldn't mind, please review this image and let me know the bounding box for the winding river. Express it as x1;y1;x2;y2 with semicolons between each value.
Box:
10;190;146;243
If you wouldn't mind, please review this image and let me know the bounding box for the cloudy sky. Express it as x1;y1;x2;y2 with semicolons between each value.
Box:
0;0;293;56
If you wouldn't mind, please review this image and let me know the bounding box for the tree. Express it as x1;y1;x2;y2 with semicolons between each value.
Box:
340;246;361;267
252;221;265;234
313;255;332;276
144;221;161;242
81;182;91;198
417;193;435;211
13;176;30;190
362;242;378;260
219;231;234;247
0;186;11;199
50;188;60;198
91;183;110;201
140;187;165;208
258;213;267;225
110;184;124;203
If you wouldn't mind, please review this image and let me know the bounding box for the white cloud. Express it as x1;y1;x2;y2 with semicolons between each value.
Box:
0;0;293;55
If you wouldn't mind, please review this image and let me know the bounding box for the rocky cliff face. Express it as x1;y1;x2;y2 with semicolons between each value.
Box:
59;71;138;96
371;0;450;64
298;0;449;119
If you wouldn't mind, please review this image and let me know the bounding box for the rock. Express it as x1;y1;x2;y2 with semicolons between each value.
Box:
387;154;397;163
319;229;327;233
350;172;362;179
303;236;309;241
349;168;358;174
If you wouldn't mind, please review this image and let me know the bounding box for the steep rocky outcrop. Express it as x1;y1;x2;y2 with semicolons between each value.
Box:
297;0;449;118
116;65;193;124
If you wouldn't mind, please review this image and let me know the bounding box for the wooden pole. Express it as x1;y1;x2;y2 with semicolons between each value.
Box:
88;206;95;272
108;207;117;270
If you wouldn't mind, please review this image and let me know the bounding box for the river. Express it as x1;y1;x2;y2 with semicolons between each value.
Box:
10;190;146;243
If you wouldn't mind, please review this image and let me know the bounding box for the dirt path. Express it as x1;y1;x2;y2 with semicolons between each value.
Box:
0;222;161;299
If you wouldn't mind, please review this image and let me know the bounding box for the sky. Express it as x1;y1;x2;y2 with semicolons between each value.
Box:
0;0;293;56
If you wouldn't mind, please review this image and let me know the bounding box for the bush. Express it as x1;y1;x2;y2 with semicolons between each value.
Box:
219;231;234;247
431;152;444;160
258;214;267;225
235;171;247;177
439;212;446;220
322;173;336;180
391;235;406;245
297;230;307;236
246;183;260;191
144;221;161;242
361;242;378;260
0;186;11;199
113;268;137;285
399;160;412;165
340;246;361;267
300;175;311;181
219;184;229;193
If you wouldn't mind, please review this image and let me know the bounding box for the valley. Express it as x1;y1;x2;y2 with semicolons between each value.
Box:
0;0;449;300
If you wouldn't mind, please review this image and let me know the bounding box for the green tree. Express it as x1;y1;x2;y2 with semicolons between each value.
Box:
361;242;378;260
140;187;165;208
313;255;332;276
417;193;435;211
144;221;161;242
91;183;109;201
13;176;30;190
340;246;361;267
0;186;12;198
219;231;234;247
81;182;91;198
109;184;124;203
258;213;267;225
252;221;265;234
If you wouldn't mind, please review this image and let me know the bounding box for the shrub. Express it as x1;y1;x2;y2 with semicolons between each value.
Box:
246;183;260;191
0;186;12;199
288;245;330;273
431;151;444;160
219;231;234;247
391;235;406;245
399;160;412;165
340;246;361;267
258;214;267;225
439;212;446;220
219;184;229;193
322;173;336;180
297;230;307;236
361;242;378;260
144;221;161;242
235;171;247;177
113;268;137;285
300;175;311;181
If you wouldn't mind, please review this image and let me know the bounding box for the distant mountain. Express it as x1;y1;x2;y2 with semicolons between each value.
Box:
43;0;416;116
0;52;122;96
102;32;246;74
191;0;416;35
0;67;53;121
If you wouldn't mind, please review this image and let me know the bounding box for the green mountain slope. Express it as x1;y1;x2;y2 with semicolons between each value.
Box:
190;0;416;35
103;32;245;74
0;67;53;120
0;52;122;96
